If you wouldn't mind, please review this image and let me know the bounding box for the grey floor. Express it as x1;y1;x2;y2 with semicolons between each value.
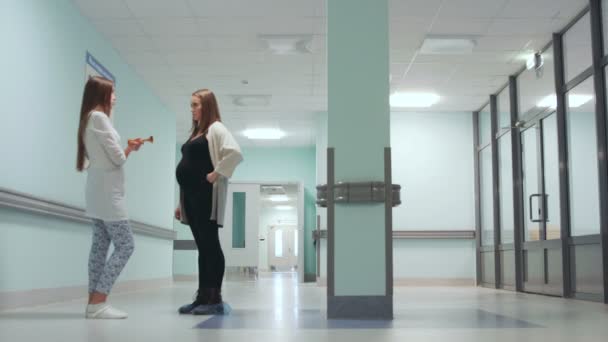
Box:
2;272;608;341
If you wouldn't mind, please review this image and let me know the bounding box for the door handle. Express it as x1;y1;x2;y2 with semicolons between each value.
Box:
529;194;542;223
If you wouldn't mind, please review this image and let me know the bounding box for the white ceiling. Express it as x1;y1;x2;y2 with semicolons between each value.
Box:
73;0;589;147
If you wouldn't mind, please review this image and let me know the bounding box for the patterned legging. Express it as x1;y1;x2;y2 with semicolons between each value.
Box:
88;219;135;294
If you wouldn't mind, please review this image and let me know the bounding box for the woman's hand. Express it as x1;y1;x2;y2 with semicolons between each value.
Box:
128;139;143;151
125;140;143;157
206;171;219;184
174;207;181;220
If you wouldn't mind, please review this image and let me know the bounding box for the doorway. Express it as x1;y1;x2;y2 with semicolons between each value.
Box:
258;183;302;275
519;109;563;296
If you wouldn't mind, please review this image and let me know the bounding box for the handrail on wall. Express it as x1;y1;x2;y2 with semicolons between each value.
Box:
0;187;176;240
313;229;475;240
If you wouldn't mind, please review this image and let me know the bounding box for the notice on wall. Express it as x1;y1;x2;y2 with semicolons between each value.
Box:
85;51;115;83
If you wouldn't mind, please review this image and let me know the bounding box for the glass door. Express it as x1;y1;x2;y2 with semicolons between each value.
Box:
520;111;563;296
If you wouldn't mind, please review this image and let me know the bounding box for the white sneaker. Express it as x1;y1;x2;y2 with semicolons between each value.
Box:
86;303;128;319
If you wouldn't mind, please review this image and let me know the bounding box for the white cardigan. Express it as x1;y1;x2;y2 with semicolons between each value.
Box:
84;111;129;221
179;121;243;227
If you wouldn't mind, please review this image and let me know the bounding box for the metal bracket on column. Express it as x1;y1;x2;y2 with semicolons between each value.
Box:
315;182;401;207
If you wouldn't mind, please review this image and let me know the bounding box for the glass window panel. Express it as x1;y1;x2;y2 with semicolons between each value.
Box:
499;132;514;244
522;127;541;241
481;147;494;246
497;85;511;135
567;77;600;236
564;13;592;83
542;114;562;240
479;103;492;146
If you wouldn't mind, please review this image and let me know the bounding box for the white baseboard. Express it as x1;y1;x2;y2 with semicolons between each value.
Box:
0;277;172;311
173;275;197;281
393;278;475;287
316;277;475;287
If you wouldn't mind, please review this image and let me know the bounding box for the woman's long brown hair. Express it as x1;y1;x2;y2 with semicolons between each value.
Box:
190;89;222;139
76;76;114;171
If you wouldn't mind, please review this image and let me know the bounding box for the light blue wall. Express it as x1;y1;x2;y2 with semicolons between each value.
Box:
173;145;318;278
391;112;475;230
391;111;475;281
0;207;173;292
568;110;601;236
0;0;176;292
317;111;476;281
393;240;475;280
328;0;390;296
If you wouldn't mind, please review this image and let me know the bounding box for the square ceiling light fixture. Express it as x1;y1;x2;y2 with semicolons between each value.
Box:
419;36;477;55
231;94;272;107
275;205;294;210
268;195;290;202
390;92;440;108
258;34;313;55
243;128;286;140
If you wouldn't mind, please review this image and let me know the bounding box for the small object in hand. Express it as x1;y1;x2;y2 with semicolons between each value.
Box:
128;136;154;145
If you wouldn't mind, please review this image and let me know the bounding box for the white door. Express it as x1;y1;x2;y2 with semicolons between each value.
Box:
220;183;260;268
268;225;298;271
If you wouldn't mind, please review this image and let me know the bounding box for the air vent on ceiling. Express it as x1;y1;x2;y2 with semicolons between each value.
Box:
258;34;313;55
231;94;271;107
419;36;477;55
261;185;286;195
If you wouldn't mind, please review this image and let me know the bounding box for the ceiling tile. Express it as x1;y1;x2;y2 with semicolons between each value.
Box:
91;19;144;36
121;51;168;66
110;36;158;52
499;0;587;19
124;0;193;17
429;19;491;35
486;18;559;36
138;18;200;35
438;0;509;18
389;0;442;17
73;0;133;19
150;36;208;51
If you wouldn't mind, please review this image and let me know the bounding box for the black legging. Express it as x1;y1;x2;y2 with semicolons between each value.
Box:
183;190;225;289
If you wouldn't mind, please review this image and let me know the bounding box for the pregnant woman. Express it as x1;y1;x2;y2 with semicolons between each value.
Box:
175;89;242;315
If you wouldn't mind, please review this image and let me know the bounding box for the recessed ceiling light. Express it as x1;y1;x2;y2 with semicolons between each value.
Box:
268;195;289;202
390;92;440;108
536;94;593;109
243;128;285;140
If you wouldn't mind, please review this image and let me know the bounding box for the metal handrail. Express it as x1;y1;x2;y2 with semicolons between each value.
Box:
313;229;475;240
0;187;176;240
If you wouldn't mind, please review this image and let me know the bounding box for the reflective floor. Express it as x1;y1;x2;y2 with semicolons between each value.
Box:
2;272;608;341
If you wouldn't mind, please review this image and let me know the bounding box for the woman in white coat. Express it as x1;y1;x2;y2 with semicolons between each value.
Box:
174;89;243;315
76;76;143;319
